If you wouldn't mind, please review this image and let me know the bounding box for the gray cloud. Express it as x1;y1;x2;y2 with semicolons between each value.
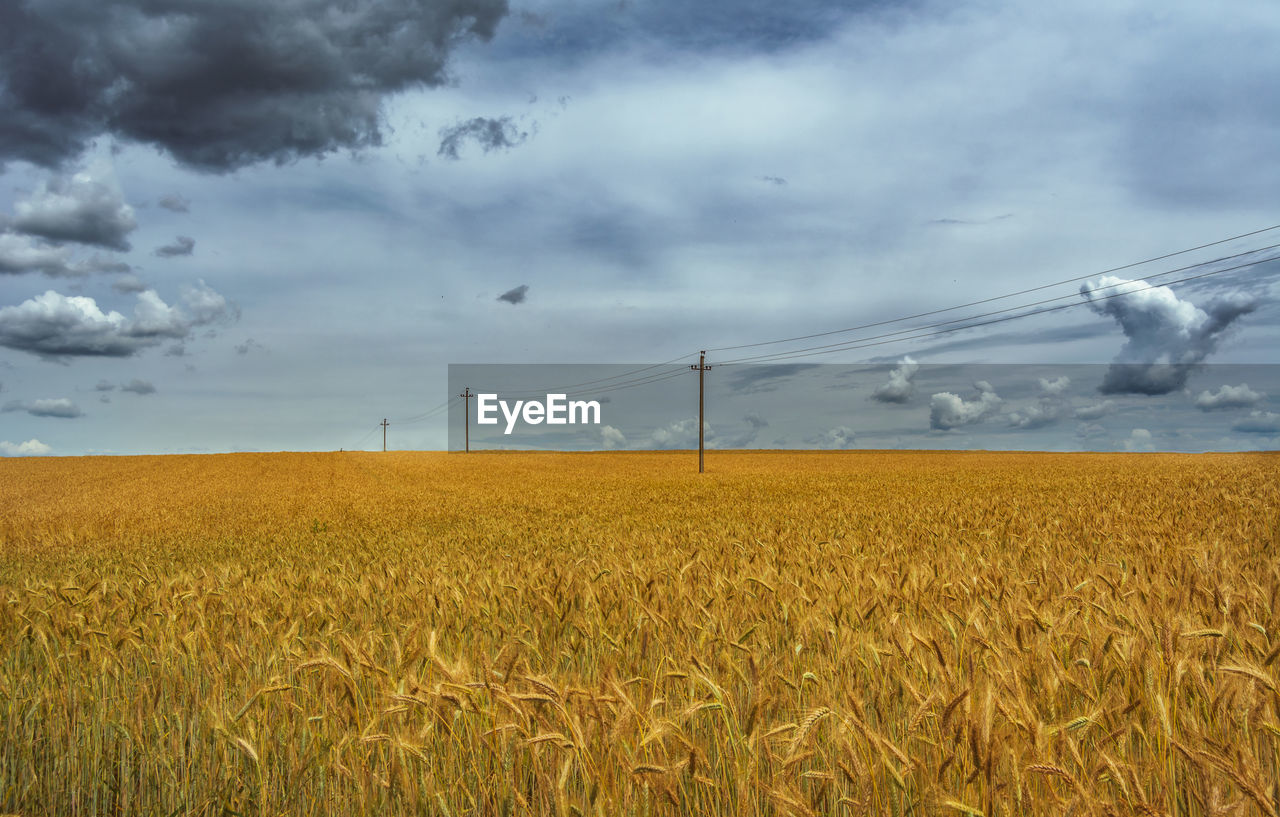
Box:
0;233;76;277
120;379;156;395
1073;400;1115;421
1007;400;1060;430
1123;428;1155;452
930;380;1001;430
157;194;190;213
1081;275;1257;395
497;284;529;304
1038;376;1070;396
112;274;148;294
1194;383;1265;411
871;355;918;404
0;0;509;171
0;282;234;359
760;175;787;186
438;116;529;160
804;425;855;449
1232;411;1280;434
94;380;115;391
3;397;83;418
743;411;769;429
725;363;819;394
12;172;137;250
235;338;266;355
154;235;195;258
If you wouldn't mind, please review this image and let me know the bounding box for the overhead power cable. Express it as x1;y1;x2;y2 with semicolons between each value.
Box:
707;222;1280;354
715;250;1280;366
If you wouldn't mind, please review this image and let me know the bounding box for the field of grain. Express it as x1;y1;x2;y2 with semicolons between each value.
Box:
1;450;1277;816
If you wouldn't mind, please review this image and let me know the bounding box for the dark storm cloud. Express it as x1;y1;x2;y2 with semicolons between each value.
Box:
2;397;83;418
154;236;195;258
0;0;509;171
1082;276;1257;395
12;173;137;250
0;283;234;359
725;363;819;394
497;284;529;304
500;0;858;61
156;194;190;213
438;117;529;160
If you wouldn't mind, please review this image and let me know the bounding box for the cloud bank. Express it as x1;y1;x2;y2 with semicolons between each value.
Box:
0;0;509;171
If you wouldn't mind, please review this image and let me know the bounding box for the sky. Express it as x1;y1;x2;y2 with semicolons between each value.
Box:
1;0;1278;455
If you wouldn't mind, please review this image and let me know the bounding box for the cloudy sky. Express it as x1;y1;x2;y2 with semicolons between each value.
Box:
1;0;1278;456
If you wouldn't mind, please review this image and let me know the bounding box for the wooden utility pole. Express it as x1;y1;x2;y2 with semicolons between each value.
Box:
459;387;472;453
380;418;389;452
690;351;712;473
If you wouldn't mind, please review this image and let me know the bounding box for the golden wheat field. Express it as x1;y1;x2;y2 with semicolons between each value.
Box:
1;450;1278;816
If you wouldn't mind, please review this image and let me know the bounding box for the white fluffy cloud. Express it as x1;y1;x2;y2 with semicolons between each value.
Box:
599;424;627;449
1194;383;1265;411
871;356;919;404
1123;428;1155;452
1038;376;1071;395
930;381;1002;430
805;425;855;449
0;438;52;456
1007;401;1059;430
0;282;233;358
649;418;709;449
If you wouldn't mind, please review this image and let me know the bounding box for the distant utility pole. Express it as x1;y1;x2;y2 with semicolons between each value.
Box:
459;387;472;453
690;351;712;473
380;418;389;452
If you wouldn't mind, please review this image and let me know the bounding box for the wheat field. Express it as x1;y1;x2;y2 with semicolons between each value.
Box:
0;450;1277;816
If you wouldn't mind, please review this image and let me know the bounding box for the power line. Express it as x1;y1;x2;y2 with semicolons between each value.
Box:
707;223;1280;354
715;250;1280;366
393;396;456;425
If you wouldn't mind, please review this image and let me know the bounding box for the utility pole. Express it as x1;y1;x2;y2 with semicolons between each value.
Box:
380;418;389;452
690;351;712;473
459;387;472;453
